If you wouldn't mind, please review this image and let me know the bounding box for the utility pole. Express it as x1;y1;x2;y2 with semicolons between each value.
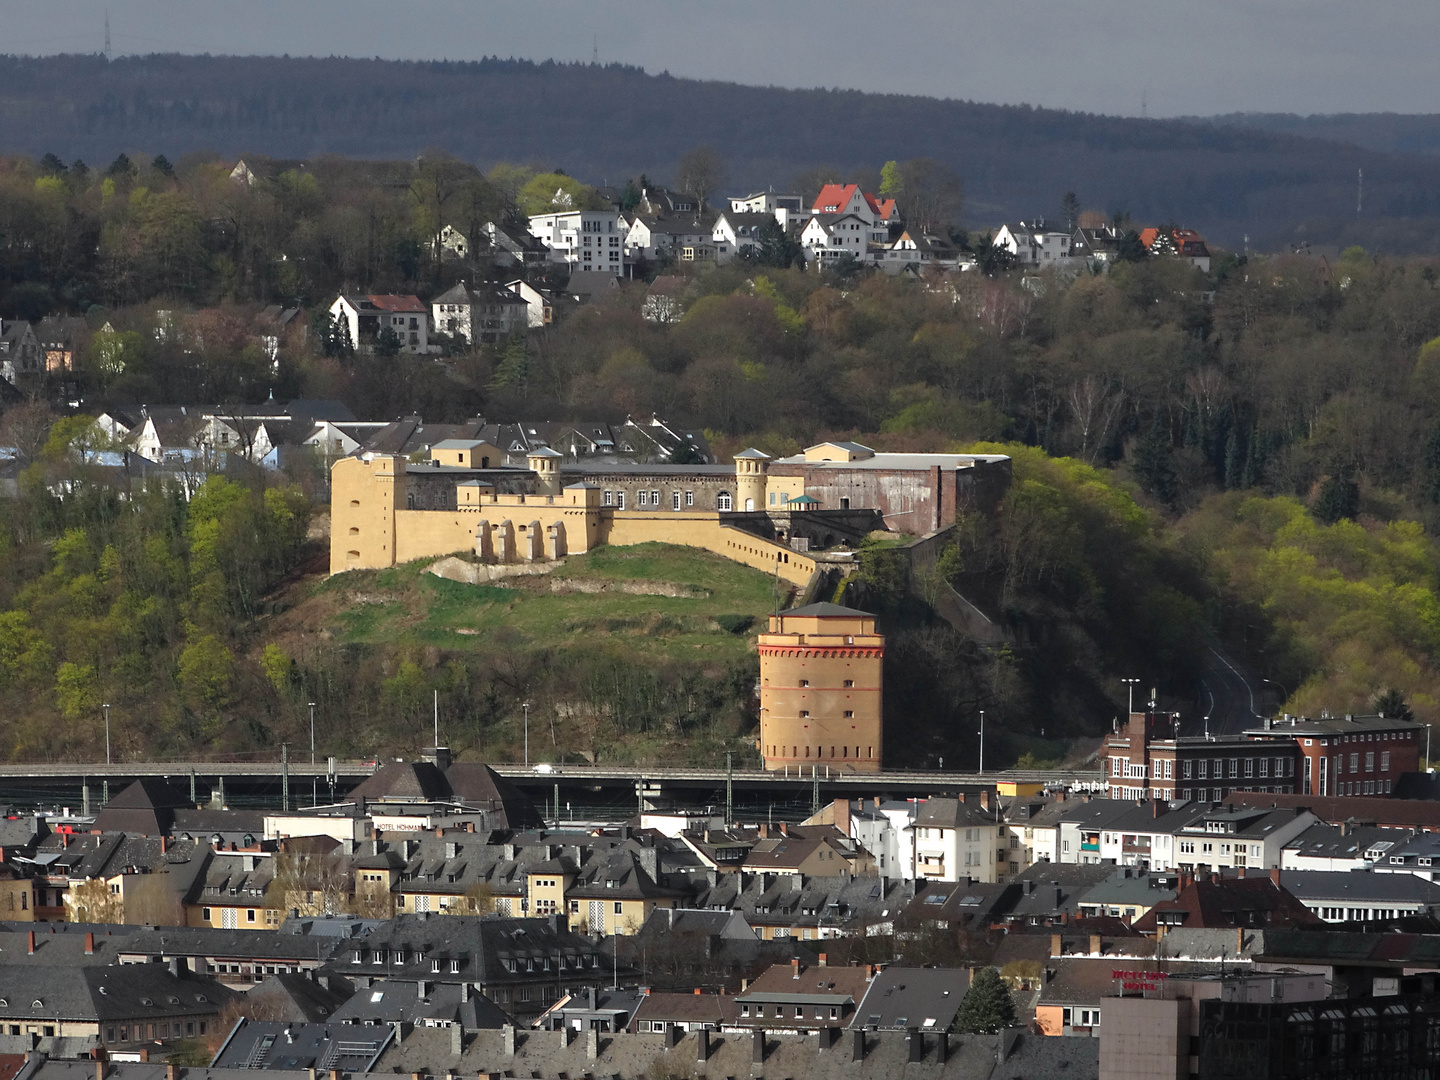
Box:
978;710;985;775
725;752;734;826
433;690;440;748
811;766;819;816
281;743;290;812
102;703;110;765
522;702;531;766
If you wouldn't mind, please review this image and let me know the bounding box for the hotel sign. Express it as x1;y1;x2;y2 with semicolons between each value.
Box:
1112;969;1168;992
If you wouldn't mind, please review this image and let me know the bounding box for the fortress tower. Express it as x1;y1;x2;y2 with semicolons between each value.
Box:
527;446;564;497
734;448;770;512
758;602;884;773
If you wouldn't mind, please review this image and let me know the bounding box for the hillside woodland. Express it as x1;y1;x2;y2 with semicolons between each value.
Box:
3;151;1440;765
3;54;1440;249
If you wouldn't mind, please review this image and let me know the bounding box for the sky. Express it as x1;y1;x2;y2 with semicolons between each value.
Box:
3;0;1439;118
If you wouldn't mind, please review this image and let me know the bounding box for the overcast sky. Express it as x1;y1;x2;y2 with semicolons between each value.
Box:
5;0;1438;118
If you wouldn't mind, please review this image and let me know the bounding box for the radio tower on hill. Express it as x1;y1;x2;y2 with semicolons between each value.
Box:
104;11;112;61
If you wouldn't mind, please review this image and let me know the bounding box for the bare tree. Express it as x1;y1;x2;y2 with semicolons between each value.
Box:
895;158;964;232
1067;375;1127;463
269;846;355;917
410;152;479;266
675;146;726;212
124;873;184;925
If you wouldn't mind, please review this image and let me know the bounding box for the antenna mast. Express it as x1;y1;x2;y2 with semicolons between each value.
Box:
1357;168;1363;216
592;35;598;65
104;11;112;61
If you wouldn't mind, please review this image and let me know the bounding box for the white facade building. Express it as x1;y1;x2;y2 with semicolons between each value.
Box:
529;210;627;273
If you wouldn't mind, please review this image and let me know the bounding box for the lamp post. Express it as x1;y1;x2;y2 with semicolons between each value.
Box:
1121;678;1140;715
1427;724;1433;773
309;702;318;807
522;702;531;767
978;710;985;775
1261;678;1289;711
102;703;110;765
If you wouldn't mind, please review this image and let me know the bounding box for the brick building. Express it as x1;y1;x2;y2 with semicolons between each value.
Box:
1242;713;1423;796
1104;712;1301;802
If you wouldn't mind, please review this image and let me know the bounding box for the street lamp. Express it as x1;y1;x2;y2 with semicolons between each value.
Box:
1261;678;1289;710
308;702;317;764
102;703;110;765
978;710;985;775
1121;678;1140;715
1427;724;1433;773
522;702;531;767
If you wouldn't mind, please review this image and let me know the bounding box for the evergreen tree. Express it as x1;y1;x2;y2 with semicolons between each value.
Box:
1132;421;1178;506
490;337;530;393
38;153;66;177
1060;190;1080;230
1116;229;1148;262
1312;473;1359;524
1373;687;1415;723
152;153;174;177
1223;427;1243;490
955;967;1016;1034
1241;430;1259;490
756;219;802;269
1423;423;1440;503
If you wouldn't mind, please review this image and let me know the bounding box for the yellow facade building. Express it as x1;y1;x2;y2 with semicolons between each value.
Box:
758;602;884;773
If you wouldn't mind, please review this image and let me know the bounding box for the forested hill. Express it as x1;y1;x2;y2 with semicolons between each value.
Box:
6;52;1440;250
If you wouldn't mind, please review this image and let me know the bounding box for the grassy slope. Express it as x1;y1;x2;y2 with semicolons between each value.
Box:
316;543;785;661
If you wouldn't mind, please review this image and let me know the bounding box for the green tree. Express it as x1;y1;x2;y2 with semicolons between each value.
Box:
1373;687;1415;722
1312;473;1359;524
879;160;902;198
955;966;1016;1033
1117;229;1148;262
261;643;294;695
54;661;99;721
1131;421;1178;506
1061;190;1081;230
177;633;235;713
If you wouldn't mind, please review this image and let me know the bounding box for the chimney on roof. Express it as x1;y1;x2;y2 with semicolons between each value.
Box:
1089;933;1101;956
792;958;801;979
1237;866;1246;878
1050;933;1062;957
95;1061;105;1080
85;932;94;955
957;792;965;803
818;953;827;967
27;931;34;955
1237;927;1245;956
1270;867;1281;886
1153;799;1162;819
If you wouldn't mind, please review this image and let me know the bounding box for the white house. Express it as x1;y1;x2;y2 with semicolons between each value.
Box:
729;192;804;215
907;794;1004;884
431;283;530;345
504;280;553;329
327;294;429;355
711;211;773;264
993;221;1077;268
528;210;627;273
1170;806;1316;874
1281;824;1409;873
800;213;885;265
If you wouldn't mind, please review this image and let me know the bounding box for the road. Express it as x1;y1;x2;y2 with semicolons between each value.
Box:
1197;643;1265;736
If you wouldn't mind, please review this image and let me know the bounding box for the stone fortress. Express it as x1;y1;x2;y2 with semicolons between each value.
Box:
330;438;1010;587
330;439;1010;772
